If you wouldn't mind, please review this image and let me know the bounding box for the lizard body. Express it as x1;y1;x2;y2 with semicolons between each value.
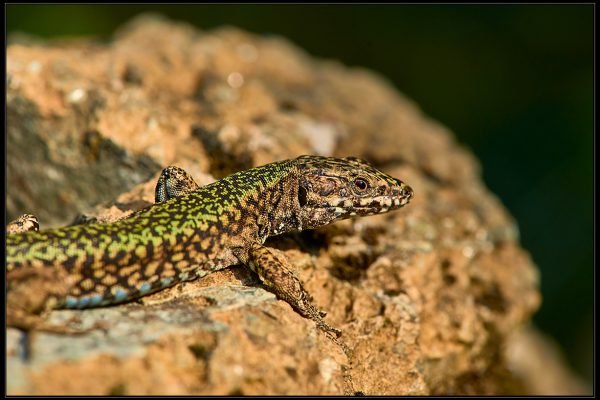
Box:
7;155;413;336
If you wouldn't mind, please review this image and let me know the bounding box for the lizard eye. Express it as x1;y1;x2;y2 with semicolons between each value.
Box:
353;178;369;192
298;186;308;207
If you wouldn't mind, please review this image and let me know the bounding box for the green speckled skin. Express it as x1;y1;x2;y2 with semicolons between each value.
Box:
7;155;413;335
8;159;296;307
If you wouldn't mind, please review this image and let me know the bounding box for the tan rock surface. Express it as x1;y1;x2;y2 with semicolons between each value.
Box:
6;14;584;395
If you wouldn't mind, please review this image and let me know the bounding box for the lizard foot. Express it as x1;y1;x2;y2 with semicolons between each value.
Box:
6;214;39;234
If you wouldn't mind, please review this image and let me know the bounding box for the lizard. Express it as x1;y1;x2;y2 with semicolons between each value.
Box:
7;155;414;338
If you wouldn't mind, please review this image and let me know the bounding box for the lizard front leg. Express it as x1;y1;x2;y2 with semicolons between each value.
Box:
242;242;341;338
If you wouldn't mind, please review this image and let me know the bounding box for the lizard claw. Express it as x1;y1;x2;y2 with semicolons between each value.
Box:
316;318;342;338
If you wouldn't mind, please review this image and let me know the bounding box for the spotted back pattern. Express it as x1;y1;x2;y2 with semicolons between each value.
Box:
7;155;413;309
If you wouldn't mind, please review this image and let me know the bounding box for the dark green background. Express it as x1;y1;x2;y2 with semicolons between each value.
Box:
6;4;593;383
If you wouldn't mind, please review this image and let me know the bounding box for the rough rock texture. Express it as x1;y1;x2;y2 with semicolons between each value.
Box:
6;14;587;395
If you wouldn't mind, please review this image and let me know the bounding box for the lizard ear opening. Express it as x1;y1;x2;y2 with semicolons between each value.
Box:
298;186;308;207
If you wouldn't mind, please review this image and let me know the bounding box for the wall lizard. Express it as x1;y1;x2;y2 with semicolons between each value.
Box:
7;155;413;338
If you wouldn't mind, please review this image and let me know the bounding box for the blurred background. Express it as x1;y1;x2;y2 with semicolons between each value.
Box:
6;4;593;383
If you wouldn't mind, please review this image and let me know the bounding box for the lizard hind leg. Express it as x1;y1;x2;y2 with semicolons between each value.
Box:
6;214;40;234
243;242;342;338
7;266;108;337
155;166;200;203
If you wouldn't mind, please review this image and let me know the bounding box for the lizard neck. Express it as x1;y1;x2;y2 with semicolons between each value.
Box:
256;168;303;239
194;158;301;244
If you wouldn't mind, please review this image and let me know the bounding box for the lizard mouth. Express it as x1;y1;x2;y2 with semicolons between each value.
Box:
315;192;413;217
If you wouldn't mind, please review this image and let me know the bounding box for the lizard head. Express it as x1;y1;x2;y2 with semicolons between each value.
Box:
293;155;413;229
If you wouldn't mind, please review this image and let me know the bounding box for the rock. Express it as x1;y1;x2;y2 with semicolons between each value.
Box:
6;14;584;395
505;325;590;395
